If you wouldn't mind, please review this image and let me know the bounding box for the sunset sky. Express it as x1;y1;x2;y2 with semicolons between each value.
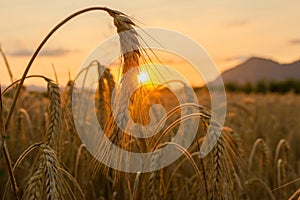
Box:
1;0;300;87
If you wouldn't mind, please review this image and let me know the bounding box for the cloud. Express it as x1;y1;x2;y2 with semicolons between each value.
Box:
225;20;249;28
288;39;300;45
9;48;77;57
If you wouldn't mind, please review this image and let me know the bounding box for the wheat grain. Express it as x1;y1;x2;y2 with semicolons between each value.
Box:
46;81;61;146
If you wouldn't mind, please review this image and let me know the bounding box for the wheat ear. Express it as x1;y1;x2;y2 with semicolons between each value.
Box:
46;81;61;146
210;133;227;200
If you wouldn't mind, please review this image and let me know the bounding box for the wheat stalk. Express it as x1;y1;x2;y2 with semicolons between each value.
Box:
0;86;19;200
51;63;59;85
96;63;114;128
149;151;160;200
275;139;290;167
4;6;131;133
24;155;44;200
288;188;300;200
97;64;106;127
62;80;76;142
132;172;141;200
158;142;202;180
109;10;141;143
244;178;275;200
23;144;59;200
248;138;270;178
74;144;86;181
92;10;146;182
19;108;34;139
23;143;85;200
0;45;14;82
43;144;60;200
46;81;61;146
210;133;227;200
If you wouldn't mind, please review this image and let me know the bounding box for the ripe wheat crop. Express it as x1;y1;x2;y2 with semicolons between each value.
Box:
0;7;299;200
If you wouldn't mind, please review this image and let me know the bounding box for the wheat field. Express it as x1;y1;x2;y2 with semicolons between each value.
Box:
0;7;300;200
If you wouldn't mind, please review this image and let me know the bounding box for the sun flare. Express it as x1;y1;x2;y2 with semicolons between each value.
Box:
137;71;150;84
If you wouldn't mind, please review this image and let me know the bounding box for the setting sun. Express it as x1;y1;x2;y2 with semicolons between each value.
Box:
137;71;150;84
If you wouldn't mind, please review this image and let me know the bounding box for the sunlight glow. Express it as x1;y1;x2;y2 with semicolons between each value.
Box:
137;71;150;84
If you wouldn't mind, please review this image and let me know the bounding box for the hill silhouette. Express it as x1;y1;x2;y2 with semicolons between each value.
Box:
214;57;300;84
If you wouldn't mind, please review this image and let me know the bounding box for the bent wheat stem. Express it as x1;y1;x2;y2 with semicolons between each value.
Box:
5;6;122;131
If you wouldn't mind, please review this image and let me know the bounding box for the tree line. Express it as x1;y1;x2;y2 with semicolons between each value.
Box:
225;79;300;94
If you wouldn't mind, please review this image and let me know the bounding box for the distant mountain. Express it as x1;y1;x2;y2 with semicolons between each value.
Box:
26;85;47;92
214;57;300;85
1;85;46;92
